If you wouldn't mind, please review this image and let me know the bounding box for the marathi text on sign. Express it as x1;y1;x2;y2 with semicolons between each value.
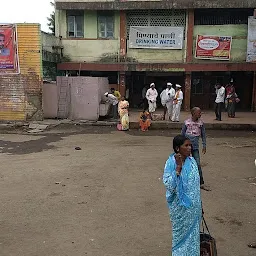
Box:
195;35;232;61
129;26;184;50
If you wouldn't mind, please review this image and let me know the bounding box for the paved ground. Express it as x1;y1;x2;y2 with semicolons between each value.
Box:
0;127;256;256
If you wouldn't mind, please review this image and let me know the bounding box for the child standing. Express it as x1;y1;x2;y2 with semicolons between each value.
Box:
181;107;210;191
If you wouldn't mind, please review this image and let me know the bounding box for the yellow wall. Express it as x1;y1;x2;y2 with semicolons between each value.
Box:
193;25;248;62
0;24;42;121
17;24;42;78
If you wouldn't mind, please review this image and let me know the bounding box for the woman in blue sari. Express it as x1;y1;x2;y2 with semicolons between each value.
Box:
163;135;201;255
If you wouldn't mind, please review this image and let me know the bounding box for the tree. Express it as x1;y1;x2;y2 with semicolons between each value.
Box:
47;1;55;35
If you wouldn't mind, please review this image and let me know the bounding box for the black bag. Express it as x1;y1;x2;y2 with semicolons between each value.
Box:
200;215;218;256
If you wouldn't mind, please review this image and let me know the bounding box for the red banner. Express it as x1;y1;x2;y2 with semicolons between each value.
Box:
0;24;18;73
195;35;232;60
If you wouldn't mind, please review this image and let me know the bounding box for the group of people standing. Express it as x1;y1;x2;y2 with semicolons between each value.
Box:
104;79;240;134
144;82;184;122
104;82;184;132
215;79;240;121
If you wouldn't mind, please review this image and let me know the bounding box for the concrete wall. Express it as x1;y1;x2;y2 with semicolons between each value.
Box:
41;32;62;54
56;76;109;120
193;25;248;62
43;82;58;118
56;10;120;62
0;24;43;121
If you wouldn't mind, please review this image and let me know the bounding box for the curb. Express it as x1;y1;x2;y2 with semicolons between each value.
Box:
0;120;255;132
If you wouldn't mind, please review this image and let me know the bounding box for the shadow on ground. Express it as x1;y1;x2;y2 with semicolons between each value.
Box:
0;125;255;155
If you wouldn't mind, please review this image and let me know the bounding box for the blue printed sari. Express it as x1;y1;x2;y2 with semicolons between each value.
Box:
163;154;201;256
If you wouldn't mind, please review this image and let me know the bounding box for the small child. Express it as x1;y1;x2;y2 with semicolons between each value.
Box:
181;107;210;191
139;111;151;132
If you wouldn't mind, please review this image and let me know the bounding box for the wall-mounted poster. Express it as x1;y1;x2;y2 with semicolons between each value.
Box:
246;16;256;62
195;35;232;61
0;24;19;73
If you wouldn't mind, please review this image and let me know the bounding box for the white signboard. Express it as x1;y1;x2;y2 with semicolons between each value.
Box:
247;16;256;62
129;26;184;50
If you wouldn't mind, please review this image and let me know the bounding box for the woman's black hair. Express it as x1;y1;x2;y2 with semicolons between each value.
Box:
173;135;189;153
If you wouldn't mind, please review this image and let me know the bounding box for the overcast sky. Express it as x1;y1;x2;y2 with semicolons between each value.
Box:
1;0;53;32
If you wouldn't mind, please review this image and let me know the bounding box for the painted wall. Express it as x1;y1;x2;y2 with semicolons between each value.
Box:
56;10;120;62
126;48;185;63
193;25;248;62
0;24;43;121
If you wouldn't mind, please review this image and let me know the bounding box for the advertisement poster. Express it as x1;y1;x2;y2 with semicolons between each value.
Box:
246;16;256;62
195;35;232;60
129;26;184;50
0;24;19;73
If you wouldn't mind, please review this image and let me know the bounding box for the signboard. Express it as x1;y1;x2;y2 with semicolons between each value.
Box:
0;24;19;73
195;35;232;60
246;16;256;62
129;26;184;50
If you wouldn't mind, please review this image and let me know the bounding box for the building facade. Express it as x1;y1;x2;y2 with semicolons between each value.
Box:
55;0;256;111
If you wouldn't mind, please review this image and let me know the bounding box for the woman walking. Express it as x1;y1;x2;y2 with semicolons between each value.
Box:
163;135;201;255
117;97;129;131
226;85;238;118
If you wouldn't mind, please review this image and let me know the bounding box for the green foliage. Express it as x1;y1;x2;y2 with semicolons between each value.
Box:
47;2;55;35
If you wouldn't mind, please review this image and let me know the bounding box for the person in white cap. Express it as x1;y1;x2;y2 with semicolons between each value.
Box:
160;82;176;120
104;92;118;119
146;83;158;119
172;84;183;122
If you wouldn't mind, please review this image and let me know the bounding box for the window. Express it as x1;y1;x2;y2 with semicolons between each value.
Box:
192;79;203;94
195;9;253;25
98;12;114;39
67;11;84;38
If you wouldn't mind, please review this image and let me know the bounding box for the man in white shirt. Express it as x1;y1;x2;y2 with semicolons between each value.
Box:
214;84;225;121
171;84;183;122
160;82;175;120
146;83;158;118
104;92;118;119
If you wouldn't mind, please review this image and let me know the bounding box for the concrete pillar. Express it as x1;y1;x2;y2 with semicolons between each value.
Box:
252;71;256;111
120;11;127;60
119;72;126;97
186;9;194;63
119;11;127;97
184;73;192;111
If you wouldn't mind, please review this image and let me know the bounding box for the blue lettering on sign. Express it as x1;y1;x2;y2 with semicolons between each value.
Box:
136;39;159;44
159;40;176;45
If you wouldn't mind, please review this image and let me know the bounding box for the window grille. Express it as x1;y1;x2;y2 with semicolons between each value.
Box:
195;9;253;25
126;10;185;37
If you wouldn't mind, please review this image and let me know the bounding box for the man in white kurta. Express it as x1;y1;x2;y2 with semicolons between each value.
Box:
146;83;158;118
171;84;183;122
160;82;176;120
